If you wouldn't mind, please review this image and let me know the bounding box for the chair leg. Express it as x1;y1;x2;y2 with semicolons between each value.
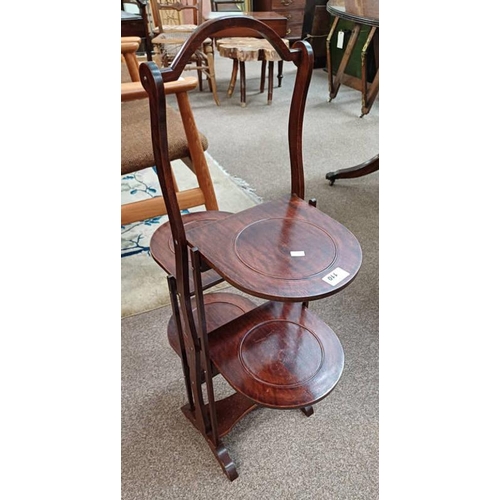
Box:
175;91;219;210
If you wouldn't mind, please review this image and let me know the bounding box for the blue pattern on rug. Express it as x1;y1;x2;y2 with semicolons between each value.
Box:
121;169;189;258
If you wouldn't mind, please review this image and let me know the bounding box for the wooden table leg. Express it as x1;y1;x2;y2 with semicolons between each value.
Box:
361;69;379;117
267;60;274;104
326;17;340;100
360;26;378;117
204;42;221;106
260;60;266;93
277;60;283;87
328;22;361;101
239;60;246;107
228;59;238;98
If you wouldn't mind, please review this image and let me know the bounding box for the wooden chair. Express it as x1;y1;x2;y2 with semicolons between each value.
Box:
121;36;219;225
210;0;245;11
140;16;363;480
149;0;220;105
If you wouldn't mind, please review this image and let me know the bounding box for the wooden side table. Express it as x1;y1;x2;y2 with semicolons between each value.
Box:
216;37;289;106
326;0;378;117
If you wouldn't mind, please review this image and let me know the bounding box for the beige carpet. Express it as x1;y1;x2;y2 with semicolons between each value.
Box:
121;153;259;318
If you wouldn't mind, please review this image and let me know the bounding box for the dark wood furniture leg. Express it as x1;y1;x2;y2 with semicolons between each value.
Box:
326;154;379;185
239;60;247;107
277;60;283;87
260;60;266;93
328;23;361;101
267;60;274;104
360;26;378;117
326;17;340;100
137;0;153;61
228;59;238;97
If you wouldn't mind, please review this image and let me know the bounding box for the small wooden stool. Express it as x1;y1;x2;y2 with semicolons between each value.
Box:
216;37;289;106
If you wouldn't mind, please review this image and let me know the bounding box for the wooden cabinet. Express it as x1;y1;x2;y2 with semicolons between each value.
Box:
270;0;306;38
251;0;305;38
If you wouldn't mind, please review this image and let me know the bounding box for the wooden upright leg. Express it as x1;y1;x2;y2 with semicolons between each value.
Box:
203;41;220;106
175;91;219;211
361;69;379;117
277;60;283;87
239;60;246;107
167;275;194;411
360;26;378;117
267;60;274;105
328;22;361;101
326;17;340;100
260;60;266;93
228;59;238;98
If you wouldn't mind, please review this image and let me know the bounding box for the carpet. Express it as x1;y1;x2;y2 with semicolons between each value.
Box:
121;152;260;318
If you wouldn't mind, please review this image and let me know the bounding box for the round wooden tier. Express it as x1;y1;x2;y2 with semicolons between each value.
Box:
207;300;344;409
166;292;258;357
185;196;363;302
149;211;233;293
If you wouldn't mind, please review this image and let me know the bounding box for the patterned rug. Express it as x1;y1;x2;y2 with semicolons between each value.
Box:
121;153;260;318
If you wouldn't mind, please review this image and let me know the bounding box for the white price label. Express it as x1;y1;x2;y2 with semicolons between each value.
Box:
337;31;345;49
322;267;350;287
290;251;305;257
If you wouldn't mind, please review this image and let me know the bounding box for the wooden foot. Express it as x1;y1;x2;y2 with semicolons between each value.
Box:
210;442;239;481
301;405;314;417
326;154;379;185
181;392;259;481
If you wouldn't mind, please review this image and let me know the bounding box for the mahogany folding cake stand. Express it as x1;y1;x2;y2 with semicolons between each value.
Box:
140;16;363;480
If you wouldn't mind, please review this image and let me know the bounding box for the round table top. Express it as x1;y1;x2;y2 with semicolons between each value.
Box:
216;37;289;62
327;0;379;27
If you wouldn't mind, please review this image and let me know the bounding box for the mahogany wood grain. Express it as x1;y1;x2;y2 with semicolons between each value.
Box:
181;392;259;480
149;211;232;293
166;292;258;357
186;194;363;301
208;300;344;408
139;17;358;480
